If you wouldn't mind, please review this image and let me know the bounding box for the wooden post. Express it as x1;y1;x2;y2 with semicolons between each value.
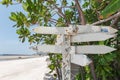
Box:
56;34;71;80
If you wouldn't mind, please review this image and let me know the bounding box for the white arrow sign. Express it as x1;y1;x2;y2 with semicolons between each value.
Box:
71;54;92;66
76;45;116;54
33;25;118;35
72;33;116;42
33;45;116;54
46;54;92;66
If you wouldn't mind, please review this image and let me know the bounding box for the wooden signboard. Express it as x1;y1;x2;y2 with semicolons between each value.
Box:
72;33;115;42
45;54;92;67
32;25;117;80
71;54;92;66
33;45;116;54
33;25;118;35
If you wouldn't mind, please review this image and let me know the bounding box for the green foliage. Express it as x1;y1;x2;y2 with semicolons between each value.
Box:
48;53;62;72
9;12;30;27
84;9;98;24
101;0;120;19
94;53;116;80
65;10;74;22
62;0;67;7
56;17;66;27
28;34;42;44
0;0;12;6
16;27;30;42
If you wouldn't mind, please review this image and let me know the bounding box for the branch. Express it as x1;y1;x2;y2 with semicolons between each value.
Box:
49;18;57;23
49;19;57;24
92;12;120;25
54;4;70;26
110;17;119;27
89;61;97;80
60;6;75;9
74;0;86;25
54;5;65;18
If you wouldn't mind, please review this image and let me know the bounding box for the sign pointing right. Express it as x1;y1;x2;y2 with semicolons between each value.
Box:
32;45;116;54
71;32;116;42
33;25;118;35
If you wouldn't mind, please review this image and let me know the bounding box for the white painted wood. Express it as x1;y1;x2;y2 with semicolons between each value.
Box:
33;27;66;34
71;54;92;66
37;45;61;53
77;25;118;34
46;55;90;68
60;35;71;80
34;45;116;54
75;45;116;54
33;25;117;35
71;33;116;42
101;26;118;34
46;54;92;66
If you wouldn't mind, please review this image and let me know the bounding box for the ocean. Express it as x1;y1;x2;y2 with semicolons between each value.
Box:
0;55;36;61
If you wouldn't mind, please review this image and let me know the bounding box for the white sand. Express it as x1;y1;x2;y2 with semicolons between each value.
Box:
0;56;49;80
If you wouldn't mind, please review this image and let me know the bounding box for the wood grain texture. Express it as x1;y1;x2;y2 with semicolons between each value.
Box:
71;54;92;66
71;33;115;42
35;45;116;54
33;25;118;35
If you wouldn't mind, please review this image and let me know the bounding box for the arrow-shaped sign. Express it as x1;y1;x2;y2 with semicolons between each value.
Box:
71;54;92;66
46;54;92;66
72;32;116;42
76;45;116;54
33;25;118;35
32;45;116;54
33;26;65;35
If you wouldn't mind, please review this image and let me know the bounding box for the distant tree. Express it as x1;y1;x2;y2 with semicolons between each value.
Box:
1;0;120;80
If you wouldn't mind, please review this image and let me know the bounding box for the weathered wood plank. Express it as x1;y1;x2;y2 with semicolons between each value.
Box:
46;54;91;67
61;35;71;80
71;54;92;66
76;45;116;54
33;25;118;34
71;33;115;42
33;27;66;35
34;45;116;54
36;45;61;53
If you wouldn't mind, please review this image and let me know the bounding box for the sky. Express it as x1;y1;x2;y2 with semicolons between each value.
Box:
0;4;34;54
0;0;75;55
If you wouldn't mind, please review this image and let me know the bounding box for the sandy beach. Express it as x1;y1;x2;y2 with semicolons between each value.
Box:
0;56;49;80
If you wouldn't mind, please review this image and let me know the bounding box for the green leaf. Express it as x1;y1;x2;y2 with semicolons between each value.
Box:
101;0;120;19
62;0;67;6
99;41;104;45
65;10;74;21
22;37;25;43
82;1;89;8
16;29;22;35
1;0;12;6
48;64;55;71
22;2;29;12
9;12;17;21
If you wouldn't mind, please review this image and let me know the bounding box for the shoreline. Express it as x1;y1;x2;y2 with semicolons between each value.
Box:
0;55;43;61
